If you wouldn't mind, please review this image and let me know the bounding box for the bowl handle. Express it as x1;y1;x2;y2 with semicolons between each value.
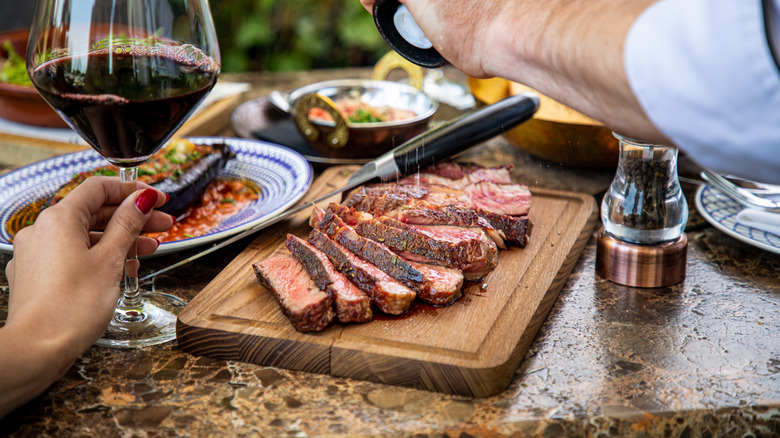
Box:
371;51;424;90
292;92;349;149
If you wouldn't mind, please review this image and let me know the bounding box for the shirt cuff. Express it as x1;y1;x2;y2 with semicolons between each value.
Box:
625;0;780;184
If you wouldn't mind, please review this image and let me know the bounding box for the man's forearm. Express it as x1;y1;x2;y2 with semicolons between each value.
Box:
482;0;665;142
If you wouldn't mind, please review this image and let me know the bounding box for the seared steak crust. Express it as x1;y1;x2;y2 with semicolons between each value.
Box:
479;211;532;248
319;207;464;306
343;180;532;247
252;254;334;332
308;229;416;315
285;234;372;323
354;216;498;280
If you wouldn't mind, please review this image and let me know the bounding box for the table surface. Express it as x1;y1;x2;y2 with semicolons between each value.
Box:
0;68;778;437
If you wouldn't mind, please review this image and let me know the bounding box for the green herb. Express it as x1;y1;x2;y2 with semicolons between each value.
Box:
25;219;34;225
138;167;156;176
0;41;32;86
348;108;383;123
184;233;194;238
220;198;236;204
93;168;118;177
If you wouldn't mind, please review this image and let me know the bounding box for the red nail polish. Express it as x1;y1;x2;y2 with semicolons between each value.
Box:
135;188;157;214
164;192;170;203
168;214;177;224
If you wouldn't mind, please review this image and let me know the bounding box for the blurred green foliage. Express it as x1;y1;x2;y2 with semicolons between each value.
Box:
211;0;391;72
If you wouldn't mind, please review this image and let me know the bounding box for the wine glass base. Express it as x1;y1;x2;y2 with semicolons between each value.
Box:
96;292;187;348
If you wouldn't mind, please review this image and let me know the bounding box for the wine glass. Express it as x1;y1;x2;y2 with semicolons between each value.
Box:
27;0;220;348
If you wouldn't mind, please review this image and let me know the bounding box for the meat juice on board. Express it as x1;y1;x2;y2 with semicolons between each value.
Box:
31;45;218;167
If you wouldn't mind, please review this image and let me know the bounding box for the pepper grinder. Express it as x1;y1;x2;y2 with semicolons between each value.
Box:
372;0;447;68
596;133;689;287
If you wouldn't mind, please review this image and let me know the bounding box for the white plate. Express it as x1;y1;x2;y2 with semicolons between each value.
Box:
0;137;313;256
695;184;780;254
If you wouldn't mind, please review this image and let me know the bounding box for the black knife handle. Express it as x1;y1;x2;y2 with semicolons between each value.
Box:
393;92;539;176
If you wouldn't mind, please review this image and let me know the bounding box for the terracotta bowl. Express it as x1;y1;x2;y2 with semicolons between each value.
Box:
287;79;437;160
468;77;618;169
0;28;67;128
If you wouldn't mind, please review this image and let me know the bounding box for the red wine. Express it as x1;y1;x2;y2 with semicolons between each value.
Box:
32;45;218;167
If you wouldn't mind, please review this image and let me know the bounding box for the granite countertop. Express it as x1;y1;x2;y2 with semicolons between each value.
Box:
0;70;778;437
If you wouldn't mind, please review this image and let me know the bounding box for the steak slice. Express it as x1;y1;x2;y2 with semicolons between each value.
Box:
308;229;416;315
478;211;532;248
341;188;506;248
423;161;513;183
343;182;531;247
464;181;532;216
399;162;513;189
285;234;372;323
319;206;464;306
252;254;334;332
354;215;498;280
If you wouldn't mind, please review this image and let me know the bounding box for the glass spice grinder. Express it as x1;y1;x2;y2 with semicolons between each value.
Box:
596;133;689;287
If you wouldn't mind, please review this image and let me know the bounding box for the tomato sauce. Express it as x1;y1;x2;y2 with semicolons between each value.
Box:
146;178;259;242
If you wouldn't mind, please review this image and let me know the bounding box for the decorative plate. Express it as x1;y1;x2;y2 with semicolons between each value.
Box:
695;184;780;255
0;137;313;256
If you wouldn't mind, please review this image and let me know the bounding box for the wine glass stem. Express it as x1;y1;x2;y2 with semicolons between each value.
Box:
118;167;142;315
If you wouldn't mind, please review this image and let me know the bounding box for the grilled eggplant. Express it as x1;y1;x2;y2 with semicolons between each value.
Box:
46;139;232;219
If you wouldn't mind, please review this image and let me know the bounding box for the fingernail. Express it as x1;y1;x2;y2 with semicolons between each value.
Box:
168;214;177;224
135;188;158;214
163;192;170;203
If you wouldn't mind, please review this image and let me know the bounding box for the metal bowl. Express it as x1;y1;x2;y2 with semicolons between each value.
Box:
468;77;618;169
0;28;67;128
287;79;437;160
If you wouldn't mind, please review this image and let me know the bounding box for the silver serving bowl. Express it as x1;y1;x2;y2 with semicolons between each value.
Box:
284;79;437;160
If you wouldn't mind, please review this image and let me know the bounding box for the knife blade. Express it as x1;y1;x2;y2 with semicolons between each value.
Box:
139;92;539;282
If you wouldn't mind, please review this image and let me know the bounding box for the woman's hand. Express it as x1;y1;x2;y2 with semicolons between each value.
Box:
1;176;173;417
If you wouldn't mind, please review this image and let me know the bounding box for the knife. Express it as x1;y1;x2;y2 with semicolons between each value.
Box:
139;92;539;282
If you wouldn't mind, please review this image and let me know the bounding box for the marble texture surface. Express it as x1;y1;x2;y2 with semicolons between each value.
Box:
0;69;778;437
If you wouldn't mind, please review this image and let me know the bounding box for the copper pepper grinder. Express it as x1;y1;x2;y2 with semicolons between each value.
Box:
596;133;689;287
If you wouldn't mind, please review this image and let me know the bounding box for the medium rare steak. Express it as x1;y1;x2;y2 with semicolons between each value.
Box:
399;162;513;189
478;211;532;248
252;254;334;332
341;188;506;247
285;234;372;323
464;181;532;217
343;177;532;246
319;206;464;306
308;229;416;315
353;215;498;280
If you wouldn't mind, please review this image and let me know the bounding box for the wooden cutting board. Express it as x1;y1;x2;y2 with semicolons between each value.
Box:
177;165;599;397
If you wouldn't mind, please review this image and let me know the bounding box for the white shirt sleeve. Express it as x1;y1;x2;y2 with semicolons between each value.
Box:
625;0;780;184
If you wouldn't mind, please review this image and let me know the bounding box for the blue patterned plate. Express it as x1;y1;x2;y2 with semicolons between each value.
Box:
695;185;780;254
0;137;313;256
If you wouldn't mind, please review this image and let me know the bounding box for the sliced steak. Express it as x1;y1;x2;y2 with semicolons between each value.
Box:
319;206;464;306
285;234;372;323
478;211;532;248
344;179;533;247
252;254;334;332
464;181;532;216
341;190;506;248
354;215;498;280
399;163;513;190
422;161;514;184
308;229;416;315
